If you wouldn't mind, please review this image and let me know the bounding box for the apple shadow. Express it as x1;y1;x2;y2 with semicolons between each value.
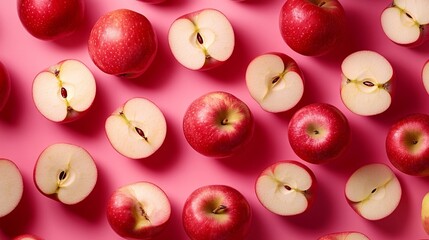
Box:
280;178;334;232
369;173;413;237
215;116;280;175
50;0;102;49
0;176;37;238
61;162;110;223
152;198;187;240
246;208;276;240
0;65;25;126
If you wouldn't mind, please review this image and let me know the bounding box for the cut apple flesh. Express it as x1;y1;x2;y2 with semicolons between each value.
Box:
246;53;304;113
345;163;401;220
381;7;420;45
32;59;96;122
422;192;429;234
255;162;313;216
341;50;393;116
422;61;429;94
0;159;23;217
168;9;234;70
34;143;97;205
105;98;167;159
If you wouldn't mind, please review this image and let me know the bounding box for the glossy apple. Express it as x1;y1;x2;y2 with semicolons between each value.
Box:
88;9;158;78
381;0;429;47
279;0;346;56
17;0;84;40
0;61;11;112
246;52;304;113
345;163;402;221
32;59;96;123
318;231;369;240
0;159;23;218
255;160;317;216
182;185;251;240
288;103;350;164
183;91;254;158
34;143;98;205
107;181;171;240
105;97;167;159
168;8;235;70
341;50;394;116
386;113;429;176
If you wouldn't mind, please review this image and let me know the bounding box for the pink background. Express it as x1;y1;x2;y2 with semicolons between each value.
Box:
1;0;429;239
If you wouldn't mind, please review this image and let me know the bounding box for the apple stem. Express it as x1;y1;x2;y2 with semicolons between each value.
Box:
212;205;227;214
221;118;229;125
318;1;326;7
135;127;149;142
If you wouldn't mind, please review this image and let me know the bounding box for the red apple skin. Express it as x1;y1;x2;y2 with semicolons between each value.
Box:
279;0;346;56
13;234;44;240
106;183;171;240
288;103;350;164
88;9;158;78
0;61;11;112
17;0;84;40
183;91;254;158
182;185;252;240
386;113;429;176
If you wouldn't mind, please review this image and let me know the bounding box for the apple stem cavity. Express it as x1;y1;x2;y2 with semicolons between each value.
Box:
212;204;227;214
221;118;229;125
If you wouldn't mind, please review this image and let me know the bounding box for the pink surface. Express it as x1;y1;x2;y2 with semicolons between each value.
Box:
0;0;429;239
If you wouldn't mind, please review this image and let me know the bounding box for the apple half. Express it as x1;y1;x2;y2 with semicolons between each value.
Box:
422;60;429;95
106;181;171;240
345;163;401;221
255;160;317;216
32;59;96;123
318;231;369;240
34;143;98;205
381;0;429;47
245;52;304;113
0;159;24;218
105;97;167;159
168;8;235;70
340;50;394;116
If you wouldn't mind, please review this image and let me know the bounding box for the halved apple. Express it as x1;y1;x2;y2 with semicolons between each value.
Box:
381;0;429;47
0;159;23;218
341;50;394;116
168;8;235;70
34;143;98;205
318;231;369;240
105;98;167;159
255;160;317;216
345;163;401;220
245;52;304;113
32;59;96;123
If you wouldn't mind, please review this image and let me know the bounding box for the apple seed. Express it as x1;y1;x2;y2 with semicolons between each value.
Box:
362;81;375;87
197;32;204;44
61;87;68;98
284;185;292;191
135;127;149;142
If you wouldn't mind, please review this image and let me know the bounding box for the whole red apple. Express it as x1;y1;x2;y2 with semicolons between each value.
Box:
183;91;254;158
279;0;346;56
88;9;158;78
288;103;350;164
182;185;252;240
0;62;10;112
17;0;84;40
386;113;429;176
